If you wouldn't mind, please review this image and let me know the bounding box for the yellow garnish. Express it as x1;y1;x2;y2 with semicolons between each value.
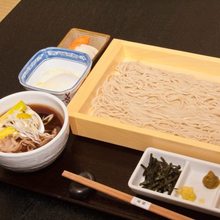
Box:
198;198;205;204
16;113;31;119
0;127;17;139
0;101;27;121
176;186;196;201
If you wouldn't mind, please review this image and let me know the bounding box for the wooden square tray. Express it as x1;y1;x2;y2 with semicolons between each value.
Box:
68;39;220;164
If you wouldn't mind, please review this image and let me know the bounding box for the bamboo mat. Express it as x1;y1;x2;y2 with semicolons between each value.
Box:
0;0;20;22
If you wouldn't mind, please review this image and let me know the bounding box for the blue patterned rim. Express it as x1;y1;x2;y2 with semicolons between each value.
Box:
18;47;92;94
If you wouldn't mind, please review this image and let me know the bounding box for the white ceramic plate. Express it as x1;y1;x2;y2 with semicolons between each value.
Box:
128;147;220;217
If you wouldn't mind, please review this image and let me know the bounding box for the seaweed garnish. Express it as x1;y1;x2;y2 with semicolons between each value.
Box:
140;153;181;195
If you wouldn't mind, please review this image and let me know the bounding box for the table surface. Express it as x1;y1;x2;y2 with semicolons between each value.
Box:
0;0;20;22
0;1;220;219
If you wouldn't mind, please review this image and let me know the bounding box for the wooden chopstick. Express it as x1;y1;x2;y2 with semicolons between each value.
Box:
62;170;192;220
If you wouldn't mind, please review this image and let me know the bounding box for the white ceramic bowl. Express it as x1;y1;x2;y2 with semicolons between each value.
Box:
18;47;92;105
0;91;69;172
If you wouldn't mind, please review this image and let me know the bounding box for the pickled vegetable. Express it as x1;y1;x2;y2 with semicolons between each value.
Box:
202;171;219;189
68;36;90;49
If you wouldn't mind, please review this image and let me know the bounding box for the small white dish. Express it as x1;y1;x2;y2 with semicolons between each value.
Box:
18;47;92;105
128;147;220;217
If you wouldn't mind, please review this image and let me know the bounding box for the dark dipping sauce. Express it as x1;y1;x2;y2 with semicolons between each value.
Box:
0;104;64;153
30;104;63;132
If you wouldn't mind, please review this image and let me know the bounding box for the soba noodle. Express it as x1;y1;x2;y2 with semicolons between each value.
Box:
89;62;220;145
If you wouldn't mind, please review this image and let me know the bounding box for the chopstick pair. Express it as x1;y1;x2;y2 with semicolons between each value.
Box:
62;170;192;220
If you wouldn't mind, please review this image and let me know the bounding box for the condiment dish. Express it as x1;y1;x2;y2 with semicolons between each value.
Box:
128;147;220;217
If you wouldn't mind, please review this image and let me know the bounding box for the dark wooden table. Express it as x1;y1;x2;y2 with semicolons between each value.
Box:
0;1;220;219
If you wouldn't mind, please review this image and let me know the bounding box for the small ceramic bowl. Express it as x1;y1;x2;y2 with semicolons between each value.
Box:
18;47;92;105
0;91;69;172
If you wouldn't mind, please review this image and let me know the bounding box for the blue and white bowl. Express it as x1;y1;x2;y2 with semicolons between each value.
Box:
18;47;92;105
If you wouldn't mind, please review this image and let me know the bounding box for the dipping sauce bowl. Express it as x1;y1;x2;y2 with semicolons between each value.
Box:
0;91;69;172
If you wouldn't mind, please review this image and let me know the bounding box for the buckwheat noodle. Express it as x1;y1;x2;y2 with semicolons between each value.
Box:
89;62;220;145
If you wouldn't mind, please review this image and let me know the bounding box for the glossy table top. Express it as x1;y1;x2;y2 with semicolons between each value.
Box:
0;1;220;219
